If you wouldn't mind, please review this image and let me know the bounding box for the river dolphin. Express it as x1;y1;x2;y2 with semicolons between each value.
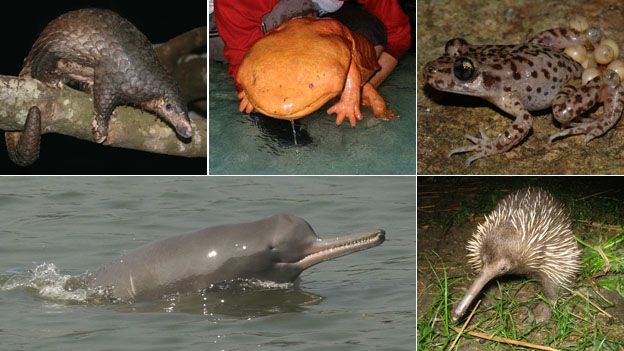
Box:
85;213;385;302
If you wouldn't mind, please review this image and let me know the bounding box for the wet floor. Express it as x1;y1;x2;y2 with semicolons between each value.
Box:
209;54;416;175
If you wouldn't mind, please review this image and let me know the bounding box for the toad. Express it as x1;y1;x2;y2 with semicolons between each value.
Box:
424;28;624;166
236;17;396;127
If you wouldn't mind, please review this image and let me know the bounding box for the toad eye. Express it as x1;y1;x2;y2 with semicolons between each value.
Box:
453;58;476;81
165;103;173;111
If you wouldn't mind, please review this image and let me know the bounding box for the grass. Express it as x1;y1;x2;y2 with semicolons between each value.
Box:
417;253;624;350
580;231;624;275
417;178;624;350
579;231;624;298
417;253;453;350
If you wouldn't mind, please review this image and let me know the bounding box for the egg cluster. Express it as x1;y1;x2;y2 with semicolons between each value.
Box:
564;15;624;85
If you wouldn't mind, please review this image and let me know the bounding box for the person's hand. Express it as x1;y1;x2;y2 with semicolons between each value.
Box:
261;0;318;33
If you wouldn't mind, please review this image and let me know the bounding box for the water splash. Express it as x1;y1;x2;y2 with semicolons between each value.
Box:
0;266;313;316
1;263;88;302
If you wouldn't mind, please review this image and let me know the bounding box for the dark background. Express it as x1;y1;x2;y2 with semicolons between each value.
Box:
418;176;624;228
0;1;206;174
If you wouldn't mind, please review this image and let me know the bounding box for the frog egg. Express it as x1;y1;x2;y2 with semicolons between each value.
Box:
581;54;597;69
569;15;589;32
607;59;624;82
586;27;603;45
564;45;587;63
600;38;619;59
594;44;615;64
604;69;622;86
582;67;600;85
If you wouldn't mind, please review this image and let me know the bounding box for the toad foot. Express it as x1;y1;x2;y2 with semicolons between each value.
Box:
448;128;496;166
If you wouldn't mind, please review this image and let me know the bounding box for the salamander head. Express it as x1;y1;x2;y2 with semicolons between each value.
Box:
143;96;192;139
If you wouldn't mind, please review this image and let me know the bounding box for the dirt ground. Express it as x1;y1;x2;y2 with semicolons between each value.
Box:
417;177;624;349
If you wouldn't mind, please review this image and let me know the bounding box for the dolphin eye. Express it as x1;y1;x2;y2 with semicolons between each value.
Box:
453;58;476;81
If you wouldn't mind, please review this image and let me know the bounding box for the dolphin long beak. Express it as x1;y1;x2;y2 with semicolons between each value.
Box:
296;229;385;270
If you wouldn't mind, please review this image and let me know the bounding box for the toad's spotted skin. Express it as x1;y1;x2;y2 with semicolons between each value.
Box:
424;28;624;166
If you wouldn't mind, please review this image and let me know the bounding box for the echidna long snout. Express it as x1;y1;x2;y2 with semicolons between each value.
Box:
452;264;502;322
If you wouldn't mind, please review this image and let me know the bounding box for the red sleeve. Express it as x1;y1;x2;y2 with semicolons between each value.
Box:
358;0;412;60
214;0;279;89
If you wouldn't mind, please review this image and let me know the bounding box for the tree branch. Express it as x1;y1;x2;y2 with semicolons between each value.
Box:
0;76;206;157
156;27;207;72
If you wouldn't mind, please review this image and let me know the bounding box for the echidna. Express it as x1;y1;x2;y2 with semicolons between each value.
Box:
452;187;581;323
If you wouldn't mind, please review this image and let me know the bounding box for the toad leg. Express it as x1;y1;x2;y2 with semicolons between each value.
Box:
327;58;362;127
551;77;601;128
448;93;533;166
549;70;624;144
527;28;589;50
5;106;42;166
361;83;398;120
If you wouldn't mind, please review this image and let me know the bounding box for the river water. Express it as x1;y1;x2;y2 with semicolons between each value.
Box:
0;176;415;350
